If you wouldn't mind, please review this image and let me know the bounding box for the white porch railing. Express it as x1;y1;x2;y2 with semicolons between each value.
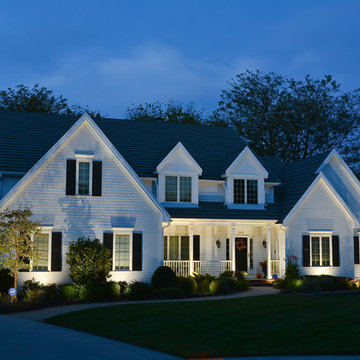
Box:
164;260;232;277
270;260;280;276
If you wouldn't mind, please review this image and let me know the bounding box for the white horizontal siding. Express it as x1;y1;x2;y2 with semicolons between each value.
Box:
7;124;163;286
286;181;355;278
198;181;224;202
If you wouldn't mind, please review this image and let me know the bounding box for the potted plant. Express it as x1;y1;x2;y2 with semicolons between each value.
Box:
259;260;267;279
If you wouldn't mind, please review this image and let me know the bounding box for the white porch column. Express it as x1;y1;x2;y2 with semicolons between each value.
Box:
189;224;194;275
231;225;236;271
267;224;272;279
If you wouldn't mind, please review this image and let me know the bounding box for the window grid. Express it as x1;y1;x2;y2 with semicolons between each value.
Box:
234;179;245;204
78;161;90;195
180;236;190;260
114;234;130;270
164;236;168;261
165;176;178;202
165;235;190;261
247;180;258;204
311;236;331;266
179;177;192;202
169;236;179;260
33;233;49;271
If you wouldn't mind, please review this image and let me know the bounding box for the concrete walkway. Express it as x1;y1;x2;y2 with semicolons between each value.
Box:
0;314;180;360
11;286;279;321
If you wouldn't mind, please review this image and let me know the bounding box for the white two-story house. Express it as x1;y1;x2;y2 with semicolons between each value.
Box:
1;110;360;286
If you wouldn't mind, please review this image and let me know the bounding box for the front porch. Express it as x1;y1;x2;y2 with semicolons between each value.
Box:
163;220;285;279
164;259;281;278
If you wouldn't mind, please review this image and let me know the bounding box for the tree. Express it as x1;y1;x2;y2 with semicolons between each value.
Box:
0;83;102;117
126;100;205;125
0;207;40;294
217;70;360;163
66;237;112;287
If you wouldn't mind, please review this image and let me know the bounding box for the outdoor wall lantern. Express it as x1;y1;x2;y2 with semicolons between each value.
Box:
216;239;221;248
262;240;267;248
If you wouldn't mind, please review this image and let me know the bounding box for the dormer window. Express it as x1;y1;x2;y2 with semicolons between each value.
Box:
234;179;258;204
165;176;192;203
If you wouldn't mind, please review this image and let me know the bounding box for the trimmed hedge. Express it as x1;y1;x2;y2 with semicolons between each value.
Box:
151;266;177;288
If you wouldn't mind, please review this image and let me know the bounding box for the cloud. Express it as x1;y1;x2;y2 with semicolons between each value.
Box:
35;43;264;117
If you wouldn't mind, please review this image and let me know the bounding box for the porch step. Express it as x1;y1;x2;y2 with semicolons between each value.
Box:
248;279;275;287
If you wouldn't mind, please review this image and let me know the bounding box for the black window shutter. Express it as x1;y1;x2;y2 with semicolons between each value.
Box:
92;161;102;196
354;236;360;264
66;159;76;195
103;232;113;269
332;235;340;267
19;237;30;272
303;235;310;267
226;238;230;261
132;233;142;271
193;235;200;261
51;232;62;271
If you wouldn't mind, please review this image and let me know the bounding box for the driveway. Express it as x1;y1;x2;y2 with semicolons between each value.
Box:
0;314;180;360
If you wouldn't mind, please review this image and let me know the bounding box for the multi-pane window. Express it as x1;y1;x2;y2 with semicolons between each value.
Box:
114;234;130;270
165;176;178;202
78;161;90;195
233;179;258;204
234;179;245;203
164;236;190;260
311;236;331;266
33;233;49;271
180;177;192;202
165;176;192;202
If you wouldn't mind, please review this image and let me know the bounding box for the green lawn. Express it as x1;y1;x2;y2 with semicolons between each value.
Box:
45;294;360;358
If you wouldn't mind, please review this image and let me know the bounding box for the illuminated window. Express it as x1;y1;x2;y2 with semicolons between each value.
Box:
234;179;258;204
165;176;192;202
33;233;49;271
164;236;189;260
114;234;130;270
78;161;90;195
311;236;331;266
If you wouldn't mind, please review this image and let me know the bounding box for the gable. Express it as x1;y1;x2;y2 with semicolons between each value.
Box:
283;174;358;227
156;142;202;175
224;147;268;178
0;114;170;222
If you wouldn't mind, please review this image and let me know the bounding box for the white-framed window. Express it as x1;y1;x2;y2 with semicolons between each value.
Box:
310;235;332;267
165;176;192;202
234;179;258;204
163;235;189;260
113;230;133;271
76;159;92;195
32;229;52;272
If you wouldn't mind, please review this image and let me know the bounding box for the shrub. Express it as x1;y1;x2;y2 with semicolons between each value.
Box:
23;289;46;305
198;279;210;294
125;281;152;300
284;255;301;282
235;279;250;291
43;283;58;301
151;266;177;289
105;281;122;299
0;292;12;304
348;279;360;289
59;284;79;300
177;277;197;294
66;237;112;287
22;278;42;292
219;270;245;281
153;287;184;299
0;269;13;293
209;279;231;295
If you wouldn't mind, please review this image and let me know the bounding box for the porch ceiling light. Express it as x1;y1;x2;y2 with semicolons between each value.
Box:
262;240;267;248
216;239;221;248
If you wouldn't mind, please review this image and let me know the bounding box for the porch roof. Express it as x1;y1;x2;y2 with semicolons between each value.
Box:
165;201;282;221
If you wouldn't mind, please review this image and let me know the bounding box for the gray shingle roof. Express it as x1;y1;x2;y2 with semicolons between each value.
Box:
0;110;329;222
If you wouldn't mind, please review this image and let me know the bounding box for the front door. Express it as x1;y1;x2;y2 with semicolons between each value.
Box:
235;237;248;272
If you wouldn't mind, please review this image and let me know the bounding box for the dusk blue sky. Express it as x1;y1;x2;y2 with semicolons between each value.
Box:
1;1;359;118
